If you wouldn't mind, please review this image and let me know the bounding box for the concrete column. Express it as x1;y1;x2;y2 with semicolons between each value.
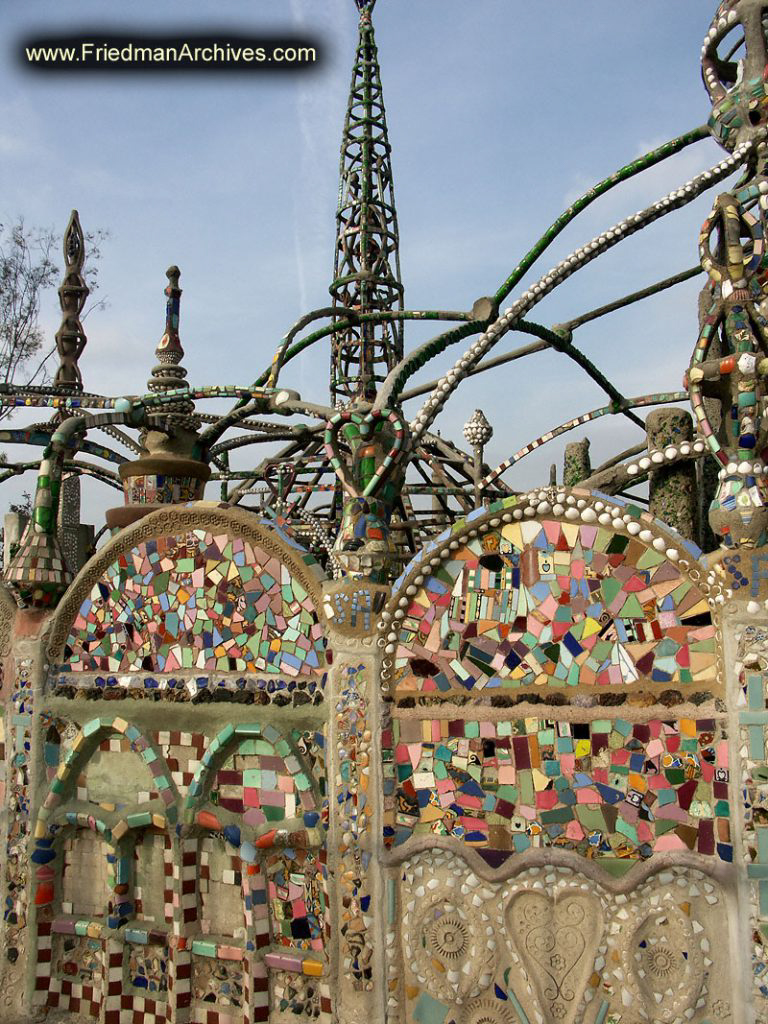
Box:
322;578;389;1024
646;408;698;541
0;614;52;1023
563;438;591;487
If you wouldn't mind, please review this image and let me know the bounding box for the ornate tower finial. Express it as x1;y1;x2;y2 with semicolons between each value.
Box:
154;264;185;371
329;0;404;406
104;263;208;529
463;409;493;506
146;265;197;427
53;210;89;393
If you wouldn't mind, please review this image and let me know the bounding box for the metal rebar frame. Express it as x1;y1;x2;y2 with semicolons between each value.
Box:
0;1;750;581
329;0;404;405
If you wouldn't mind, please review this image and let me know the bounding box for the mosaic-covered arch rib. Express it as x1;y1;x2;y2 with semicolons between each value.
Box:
184;723;322;847
34;716;177;841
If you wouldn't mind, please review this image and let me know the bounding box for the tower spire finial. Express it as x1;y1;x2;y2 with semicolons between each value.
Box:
53;210;89;393
145;264;198;431
155;264;184;367
329;0;403;406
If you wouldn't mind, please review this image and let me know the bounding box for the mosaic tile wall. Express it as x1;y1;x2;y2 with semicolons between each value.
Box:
53;933;101;986
384;716;731;868
271;970;322;1019
736;627;768;1016
28;709;330;1023
60;832;110;918
51;671;327;708
199;837;245;938
133;831;171;925
335;664;373;990
127;940;169;995
43;923;101;1019
266;849;326;953
390;520;716;696
210;735;317;825
123;473;205;505
60;530;328;675
0;712;5;806
191;954;243;1009
3;660;32;994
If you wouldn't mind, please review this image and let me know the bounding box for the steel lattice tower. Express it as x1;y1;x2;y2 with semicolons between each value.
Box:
329;0;404;406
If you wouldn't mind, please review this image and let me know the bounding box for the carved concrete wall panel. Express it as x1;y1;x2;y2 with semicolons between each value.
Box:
393;851;734;1024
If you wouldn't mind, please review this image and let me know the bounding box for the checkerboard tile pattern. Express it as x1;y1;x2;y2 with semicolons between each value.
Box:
157;731;208;798
30;704;331;1022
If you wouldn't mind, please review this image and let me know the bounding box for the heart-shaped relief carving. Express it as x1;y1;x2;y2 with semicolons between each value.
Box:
507;889;602;1024
323;406;407;498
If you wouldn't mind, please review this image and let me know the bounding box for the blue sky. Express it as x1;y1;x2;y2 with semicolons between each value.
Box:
0;0;730;520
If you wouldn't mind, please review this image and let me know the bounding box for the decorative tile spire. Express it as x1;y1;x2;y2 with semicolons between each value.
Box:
329;0;404;405
151;265;186;381
146;265;198;428
5;446;73;609
53;210;89;392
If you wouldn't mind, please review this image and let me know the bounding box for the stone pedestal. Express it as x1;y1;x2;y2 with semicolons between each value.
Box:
106;456;210;530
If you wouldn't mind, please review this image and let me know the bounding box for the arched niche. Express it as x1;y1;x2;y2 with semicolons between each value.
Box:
46;505;329;676
132;826;172;927
32;815;115;921
34;810;172;919
58;825;112;920
381;493;724;700
198;833;248;940
184;722;321;829
35;716;176;835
